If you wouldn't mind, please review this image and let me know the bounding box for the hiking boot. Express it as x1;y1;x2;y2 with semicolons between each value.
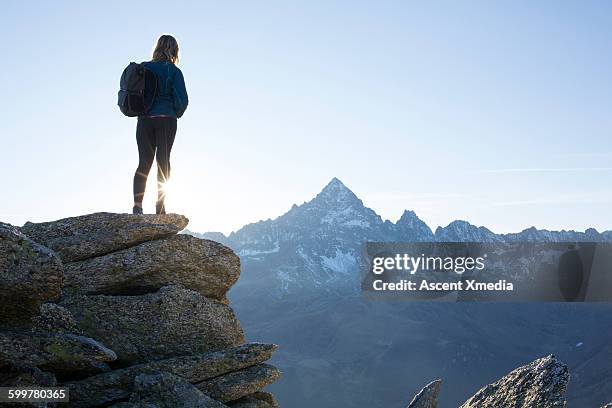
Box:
133;206;144;215
156;201;166;215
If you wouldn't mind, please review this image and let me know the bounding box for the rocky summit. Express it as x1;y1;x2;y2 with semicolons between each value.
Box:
407;379;442;408
0;212;280;407
21;213;189;262
404;355;573;408
459;355;568;408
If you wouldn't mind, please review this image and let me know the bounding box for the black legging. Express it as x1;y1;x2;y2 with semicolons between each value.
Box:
133;117;177;206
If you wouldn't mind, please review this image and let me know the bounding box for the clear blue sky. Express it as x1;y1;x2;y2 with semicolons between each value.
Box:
2;1;611;234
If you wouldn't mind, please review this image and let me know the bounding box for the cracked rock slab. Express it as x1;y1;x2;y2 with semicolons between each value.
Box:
66;343;277;408
196;364;281;403
64;234;239;300
61;285;245;365
129;372;228;407
21;212;188;262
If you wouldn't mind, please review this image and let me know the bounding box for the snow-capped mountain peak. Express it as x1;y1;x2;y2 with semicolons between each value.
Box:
312;177;362;208
394;210;434;241
191;177;611;292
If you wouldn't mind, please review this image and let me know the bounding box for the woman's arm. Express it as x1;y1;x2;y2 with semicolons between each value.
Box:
173;68;189;118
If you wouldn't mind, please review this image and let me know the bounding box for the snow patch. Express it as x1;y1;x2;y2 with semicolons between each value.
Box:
239;242;280;257
343;219;371;228
321;249;357;275
321;206;370;228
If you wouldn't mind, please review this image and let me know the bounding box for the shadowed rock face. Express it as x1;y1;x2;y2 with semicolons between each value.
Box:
228;392;279;408
21;212;189;262
67;343;277;407
0;331;116;379
459;355;569;408
0;222;63;325
0;363;57;388
407;379;442;408
129;372;229;407
62;285;245;366
64;234;239;300
0;363;58;408
196;364;282;403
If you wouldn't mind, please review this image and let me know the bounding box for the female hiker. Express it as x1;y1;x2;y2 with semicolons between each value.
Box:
133;34;188;215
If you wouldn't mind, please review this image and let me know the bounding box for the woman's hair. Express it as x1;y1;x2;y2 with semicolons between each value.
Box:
152;35;180;64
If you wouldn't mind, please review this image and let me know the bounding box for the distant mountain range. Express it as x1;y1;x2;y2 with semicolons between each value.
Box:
187;177;612;291
186;178;612;407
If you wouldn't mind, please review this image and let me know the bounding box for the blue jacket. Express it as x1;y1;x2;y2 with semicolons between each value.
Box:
142;60;188;118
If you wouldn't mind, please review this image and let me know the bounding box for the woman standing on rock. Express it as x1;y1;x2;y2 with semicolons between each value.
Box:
133;34;188;215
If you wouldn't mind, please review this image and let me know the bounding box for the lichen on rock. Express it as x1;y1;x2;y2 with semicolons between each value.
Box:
61;285;245;365
129;372;229;407
31;303;81;335
0;331;116;379
0;222;63;325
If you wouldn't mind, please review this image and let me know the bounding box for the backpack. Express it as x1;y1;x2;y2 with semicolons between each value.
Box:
117;62;157;117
